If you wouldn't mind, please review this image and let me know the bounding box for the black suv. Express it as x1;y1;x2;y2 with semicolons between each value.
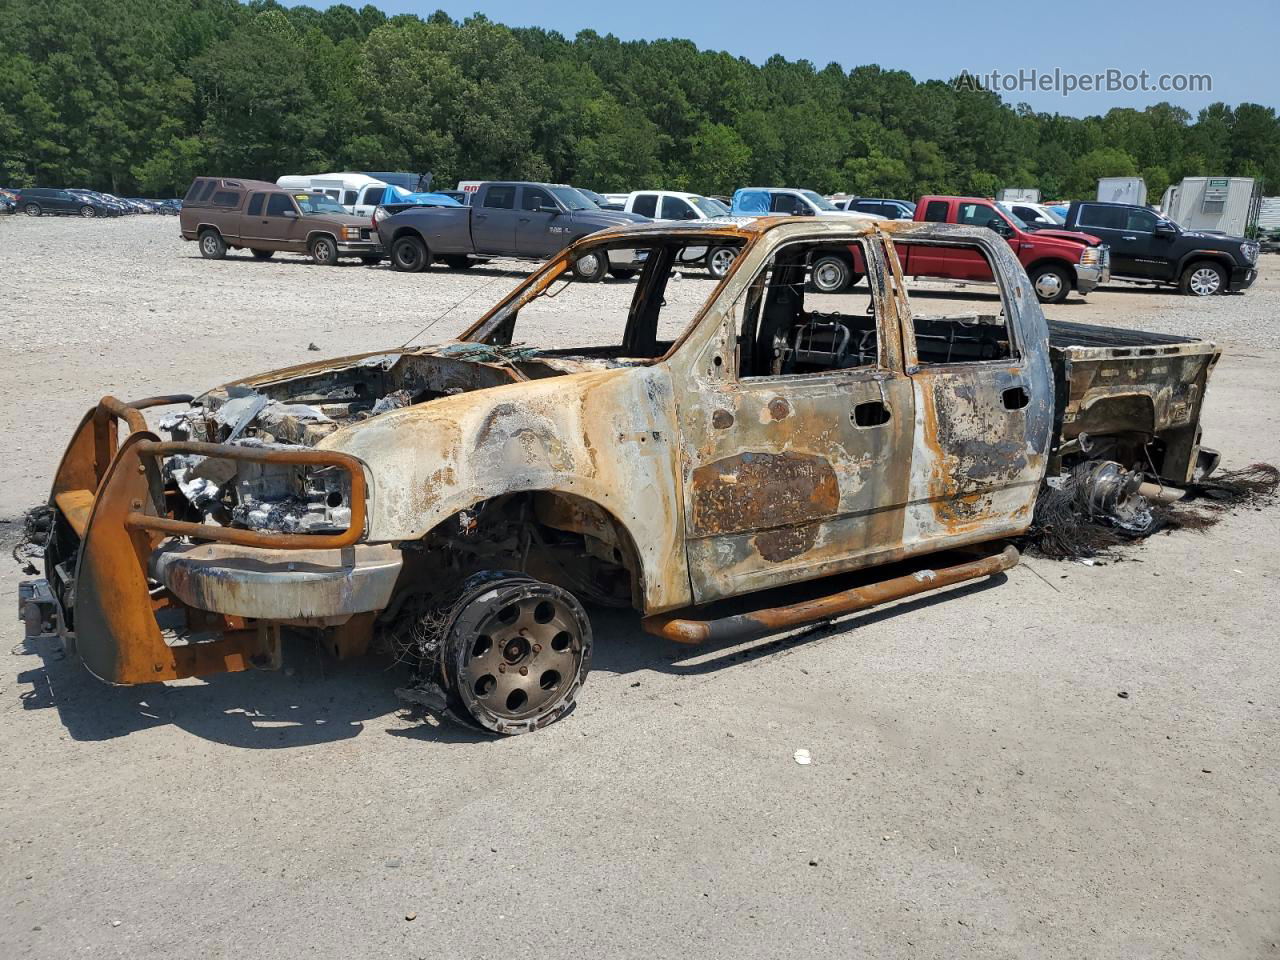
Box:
17;187;110;218
1062;201;1258;296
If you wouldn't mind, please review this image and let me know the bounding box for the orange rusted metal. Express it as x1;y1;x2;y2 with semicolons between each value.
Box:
128;440;367;550
642;543;1019;644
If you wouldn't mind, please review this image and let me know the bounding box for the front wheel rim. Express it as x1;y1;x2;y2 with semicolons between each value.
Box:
455;586;590;729
576;253;600;276
201;235;218;255
81;206;94;217
1190;268;1220;295
1034;272;1064;299
710;249;735;276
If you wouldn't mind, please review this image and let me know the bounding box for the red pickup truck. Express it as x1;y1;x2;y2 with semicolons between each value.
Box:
906;196;1109;303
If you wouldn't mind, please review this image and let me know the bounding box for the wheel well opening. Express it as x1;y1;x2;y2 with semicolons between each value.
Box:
390;491;644;616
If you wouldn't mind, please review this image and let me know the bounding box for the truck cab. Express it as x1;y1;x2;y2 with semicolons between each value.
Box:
911;196;1109;303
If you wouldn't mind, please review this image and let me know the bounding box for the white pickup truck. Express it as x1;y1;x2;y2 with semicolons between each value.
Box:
617;191;739;277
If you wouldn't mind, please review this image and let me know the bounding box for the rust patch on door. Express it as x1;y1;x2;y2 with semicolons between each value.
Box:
752;521;821;562
690;451;838;537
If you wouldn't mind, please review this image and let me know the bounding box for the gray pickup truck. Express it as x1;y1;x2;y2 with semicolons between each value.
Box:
374;181;647;280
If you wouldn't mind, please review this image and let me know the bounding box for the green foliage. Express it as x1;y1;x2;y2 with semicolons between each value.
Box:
0;2;1275;199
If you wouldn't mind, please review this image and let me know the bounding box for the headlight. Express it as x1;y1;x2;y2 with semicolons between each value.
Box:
342;225;362;240
231;462;352;534
1241;241;1259;264
1080;246;1101;267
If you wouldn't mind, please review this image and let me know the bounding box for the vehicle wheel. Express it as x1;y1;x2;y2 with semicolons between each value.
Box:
24;202;41;217
391;235;429;272
1029;263;1071;304
79;205;96;218
250;249;274;261
572;251;608;282
310;235;338;266
442;255;474;269
440;571;592;735
1180;261;1225;297
706;246;737;280
198;229;227;260
360;255;383;266
810;254;852;293
608;268;637;280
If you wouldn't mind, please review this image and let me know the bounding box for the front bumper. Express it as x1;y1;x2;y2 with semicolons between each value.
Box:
1073;247;1110;294
336;239;384;256
152;542;400;621
1228;264;1257;292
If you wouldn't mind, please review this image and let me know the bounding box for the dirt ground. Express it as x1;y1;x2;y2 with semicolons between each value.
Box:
2;216;1278;959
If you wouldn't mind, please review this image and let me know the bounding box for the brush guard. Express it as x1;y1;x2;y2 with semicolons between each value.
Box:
35;395;368;685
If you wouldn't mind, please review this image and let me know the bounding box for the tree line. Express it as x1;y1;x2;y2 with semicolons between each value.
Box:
2;0;1277;200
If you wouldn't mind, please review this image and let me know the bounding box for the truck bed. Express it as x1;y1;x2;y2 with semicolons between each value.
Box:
1046;318;1205;352
1044;319;1220;485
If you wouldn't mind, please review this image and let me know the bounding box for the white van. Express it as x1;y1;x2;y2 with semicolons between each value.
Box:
275;173;390;216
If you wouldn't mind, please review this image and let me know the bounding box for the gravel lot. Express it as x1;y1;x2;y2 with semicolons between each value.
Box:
2;216;1278;959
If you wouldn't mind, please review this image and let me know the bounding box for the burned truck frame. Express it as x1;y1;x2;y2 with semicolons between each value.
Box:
26;217;1220;733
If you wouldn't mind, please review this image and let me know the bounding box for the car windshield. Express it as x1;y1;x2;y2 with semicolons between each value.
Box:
995;203;1032;230
549;187;594;211
692;196;731;217
295;194;346;215
1039;206;1065;225
800;190;838;211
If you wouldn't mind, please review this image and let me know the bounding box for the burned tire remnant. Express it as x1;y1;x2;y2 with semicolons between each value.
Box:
437;571;592;735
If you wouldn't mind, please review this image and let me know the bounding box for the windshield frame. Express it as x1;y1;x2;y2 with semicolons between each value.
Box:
294;193;347;215
994;202;1031;231
800;190;838;212
691;196;730;217
548;186;594;212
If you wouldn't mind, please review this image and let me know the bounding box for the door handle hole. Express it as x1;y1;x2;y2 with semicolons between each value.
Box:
853;400;891;427
1002;386;1029;410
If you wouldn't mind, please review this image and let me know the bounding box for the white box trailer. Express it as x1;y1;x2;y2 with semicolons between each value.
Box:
1096;177;1147;206
1161;177;1259;236
1258;196;1280;232
997;187;1041;202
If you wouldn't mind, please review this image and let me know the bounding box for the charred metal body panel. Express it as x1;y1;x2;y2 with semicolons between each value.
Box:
30;216;1220;688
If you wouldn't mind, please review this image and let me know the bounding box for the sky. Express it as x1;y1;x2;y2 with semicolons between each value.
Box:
293;0;1278;117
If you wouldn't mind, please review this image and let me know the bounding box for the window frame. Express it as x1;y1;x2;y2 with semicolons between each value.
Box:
632;193;658;218
246;192;266;217
888;235;1021;369
730;236;890;383
264;193;297;218
482;185;516;210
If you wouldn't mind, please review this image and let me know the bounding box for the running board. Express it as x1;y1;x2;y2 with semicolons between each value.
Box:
642;544;1020;645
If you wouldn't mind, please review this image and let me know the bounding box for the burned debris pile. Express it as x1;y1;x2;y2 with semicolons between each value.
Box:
1023;462;1280;560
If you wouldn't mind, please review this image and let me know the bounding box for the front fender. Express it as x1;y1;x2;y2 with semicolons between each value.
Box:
319;365;692;612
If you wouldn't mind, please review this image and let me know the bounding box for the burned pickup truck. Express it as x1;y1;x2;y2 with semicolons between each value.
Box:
23;217;1221;734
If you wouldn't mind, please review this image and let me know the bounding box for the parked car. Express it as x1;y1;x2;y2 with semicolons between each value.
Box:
18;188;113;218
730;187;886;221
179;177;384;265
29;216;1222;735
374;181;645;280
619;190;737;277
1059;200;1258;296
0;193;15;214
895;195;1110;303
1004;200;1066;227
835;197;916;219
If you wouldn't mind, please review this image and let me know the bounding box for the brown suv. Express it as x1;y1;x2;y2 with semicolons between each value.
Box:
179;177;384;265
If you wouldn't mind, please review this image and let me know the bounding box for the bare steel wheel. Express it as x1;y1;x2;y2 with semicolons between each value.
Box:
442;572;592;735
